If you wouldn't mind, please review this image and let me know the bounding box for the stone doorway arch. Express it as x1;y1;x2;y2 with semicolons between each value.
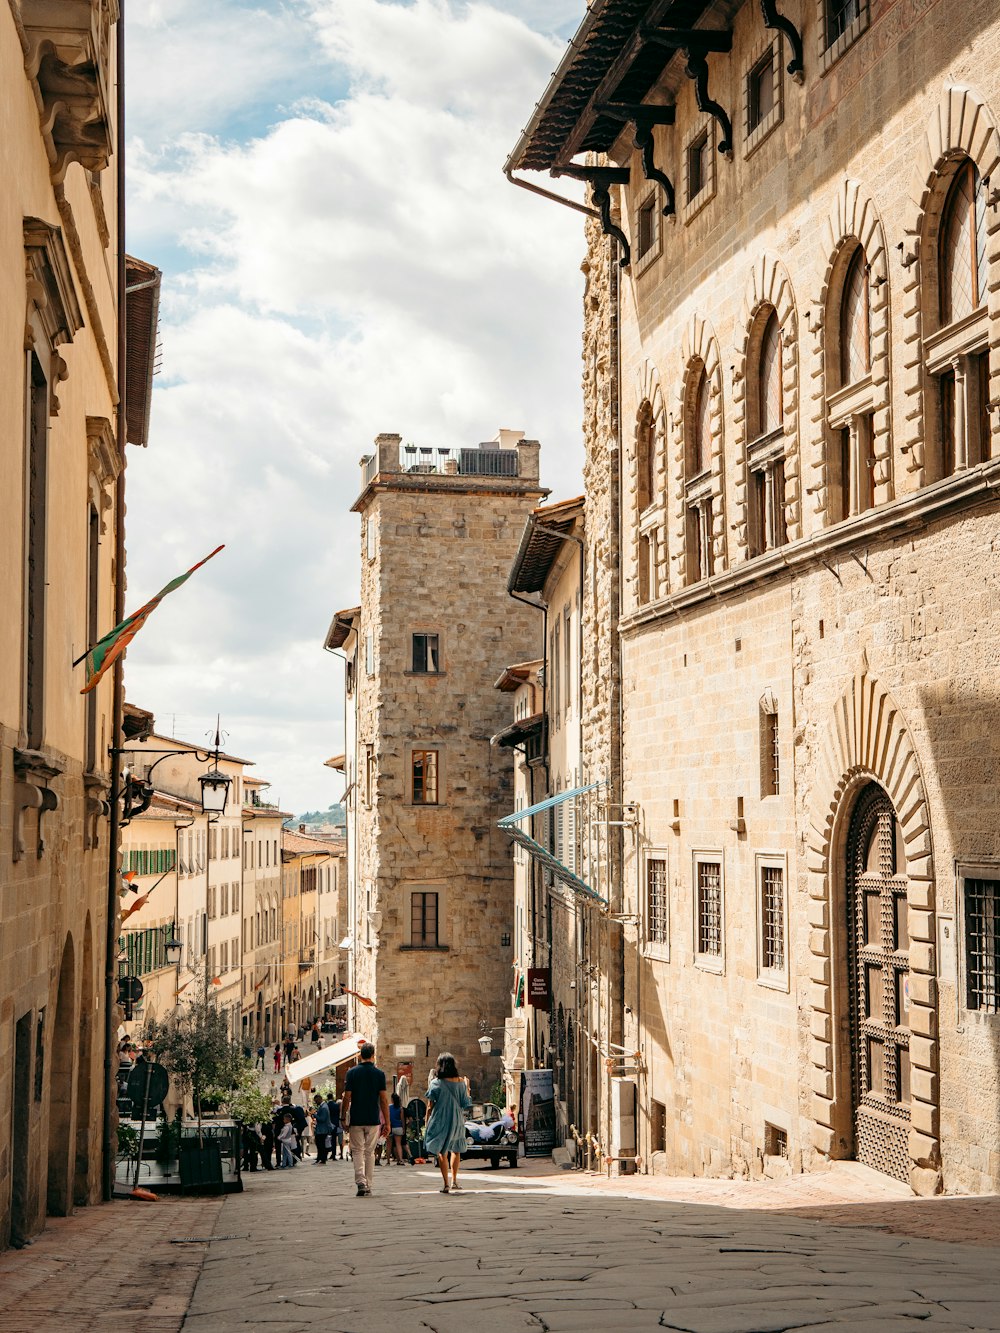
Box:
47;934;76;1216
806;665;941;1195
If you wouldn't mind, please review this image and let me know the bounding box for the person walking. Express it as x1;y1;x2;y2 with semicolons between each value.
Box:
388;1093;407;1164
255;1044;266;1071
311;1022;321;1045
424;1052;472;1193
341;1042;389;1197
312;1093;332;1164
327;1093;344;1159
277;1112;297;1168
259;1118;275;1170
273;1044;281;1073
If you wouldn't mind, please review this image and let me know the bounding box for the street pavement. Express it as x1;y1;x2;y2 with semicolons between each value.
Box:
181;1156;1000;1333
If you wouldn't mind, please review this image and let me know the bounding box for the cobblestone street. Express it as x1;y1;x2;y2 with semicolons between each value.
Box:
4;1159;1000;1332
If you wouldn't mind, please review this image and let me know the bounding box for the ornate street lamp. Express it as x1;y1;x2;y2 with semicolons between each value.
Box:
164;934;182;966
198;767;231;814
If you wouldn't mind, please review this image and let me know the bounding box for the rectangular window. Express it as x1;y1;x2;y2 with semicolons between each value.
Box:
85;504;100;769
365;629;374;675
221;883;229;916
747;49;775;134
564;607;572;716
687;497;714;583
552;619;561;723
636;195;656;260
825;0;864;50
412;749;439;805
971;349;990;468
651;1099;667;1154
965;877;1000;1012
646;856;668;947
411;632;440;673
411;891;439;948
695;859;723;962
687;131;708;201
760;864;786;973
25;353;48;748
365;746;376;807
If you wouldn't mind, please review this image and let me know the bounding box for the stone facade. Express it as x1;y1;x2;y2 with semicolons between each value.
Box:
0;0;133;1248
335;431;545;1095
511;0;1000;1194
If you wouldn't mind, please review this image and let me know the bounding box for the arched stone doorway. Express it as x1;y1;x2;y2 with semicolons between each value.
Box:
807;665;941;1195
47;934;76;1216
73;917;94;1206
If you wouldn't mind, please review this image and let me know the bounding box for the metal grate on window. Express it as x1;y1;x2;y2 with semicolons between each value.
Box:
825;0;862;47
647;857;668;945
761;865;785;971
697;861;722;956
764;1122;788;1157
965;877;1000;1012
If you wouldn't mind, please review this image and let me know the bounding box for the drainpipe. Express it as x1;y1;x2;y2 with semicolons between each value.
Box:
102;0;127;1203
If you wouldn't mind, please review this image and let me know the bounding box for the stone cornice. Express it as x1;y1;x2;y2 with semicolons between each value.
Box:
351;475;549;513
621;458;1000;635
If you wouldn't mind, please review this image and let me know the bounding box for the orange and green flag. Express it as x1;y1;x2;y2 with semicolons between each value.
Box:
77;545;224;694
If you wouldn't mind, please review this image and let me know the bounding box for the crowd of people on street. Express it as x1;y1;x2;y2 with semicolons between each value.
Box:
240;1042;490;1197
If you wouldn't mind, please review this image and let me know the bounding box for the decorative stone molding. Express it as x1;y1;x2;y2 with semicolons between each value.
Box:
83;773;110;851
671;315;727;586
733;253;800;556
902;85;1000;479
86;415;118;534
16;0;119;182
805;663;941;1196
24;217;83;349
808;181;892;522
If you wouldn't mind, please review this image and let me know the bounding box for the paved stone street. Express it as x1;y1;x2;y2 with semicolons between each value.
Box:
4;1159;1000;1332
182;1159;1000;1333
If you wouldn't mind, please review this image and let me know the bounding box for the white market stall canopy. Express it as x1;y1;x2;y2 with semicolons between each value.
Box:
286;1034;364;1083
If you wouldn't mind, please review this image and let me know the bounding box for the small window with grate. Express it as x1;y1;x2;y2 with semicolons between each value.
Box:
764;1122;788;1158
651;1099;667;1154
646;854;669;950
410;891;439;948
823;0;867;54
746;47;779;144
694;856;723;967
964;876;1000;1013
687;131;709;203
758;861;787;982
760;700;780;797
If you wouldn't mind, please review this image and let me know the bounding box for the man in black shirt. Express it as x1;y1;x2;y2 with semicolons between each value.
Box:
341;1043;388;1196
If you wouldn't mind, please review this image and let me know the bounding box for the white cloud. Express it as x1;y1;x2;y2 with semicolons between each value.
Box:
124;0;586;813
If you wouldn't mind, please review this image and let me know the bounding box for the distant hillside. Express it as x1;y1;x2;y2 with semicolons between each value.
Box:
287;803;345;830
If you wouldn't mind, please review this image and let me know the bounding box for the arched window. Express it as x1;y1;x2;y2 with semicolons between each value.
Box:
940;160;987;325
748;310;787;557
840;248;870;386
685;365;715;583
759;311;783;435
635;402;655;514
827;245;876;520
928;160;991;476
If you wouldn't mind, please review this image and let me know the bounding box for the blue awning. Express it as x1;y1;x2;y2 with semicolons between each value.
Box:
498;782;606;906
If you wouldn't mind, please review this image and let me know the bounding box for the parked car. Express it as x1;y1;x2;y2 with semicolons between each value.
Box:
461;1102;518;1169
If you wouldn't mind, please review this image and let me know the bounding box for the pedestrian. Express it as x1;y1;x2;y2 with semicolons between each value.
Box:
241;1123;261;1172
311;1022;321;1045
424;1052;473;1193
273;1044;281;1073
327;1093;344;1159
300;1073;312;1099
341;1042;389;1197
388;1093;407;1164
283;1038;294;1067
259;1119;275;1170
277;1113;297;1169
256;1044;266;1071
312;1093;332;1164
301;1102;315;1158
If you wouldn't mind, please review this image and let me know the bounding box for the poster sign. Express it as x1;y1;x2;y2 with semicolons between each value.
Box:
394;1042;416;1057
519;1068;556;1156
527;968;551;1010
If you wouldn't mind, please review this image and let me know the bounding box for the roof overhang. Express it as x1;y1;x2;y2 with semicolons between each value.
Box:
491;712;545;748
508;496;584;595
324;606;361;651
125;256;162;447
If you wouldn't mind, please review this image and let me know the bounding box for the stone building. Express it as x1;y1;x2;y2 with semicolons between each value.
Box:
509;0;1000;1194
325;430;546;1094
241;778;286;1048
280;827;344;1033
0;1;160;1247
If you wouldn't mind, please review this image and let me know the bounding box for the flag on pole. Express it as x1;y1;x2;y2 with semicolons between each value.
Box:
341;986;376;1008
77;545;225;694
175;979;192;997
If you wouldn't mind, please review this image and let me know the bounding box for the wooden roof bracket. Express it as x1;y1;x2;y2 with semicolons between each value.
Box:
597;103;677;218
640;27;734;157
553;165;633;269
760;0;805;81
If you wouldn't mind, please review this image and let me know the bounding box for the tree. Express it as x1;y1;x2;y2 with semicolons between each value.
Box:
144;983;245;1143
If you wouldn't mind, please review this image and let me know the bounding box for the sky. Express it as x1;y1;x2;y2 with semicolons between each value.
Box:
121;0;588;815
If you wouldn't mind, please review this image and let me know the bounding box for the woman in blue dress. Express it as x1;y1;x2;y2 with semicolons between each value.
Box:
424;1052;472;1192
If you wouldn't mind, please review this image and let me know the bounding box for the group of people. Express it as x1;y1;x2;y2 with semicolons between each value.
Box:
243;1043;482;1197
253;1019;336;1073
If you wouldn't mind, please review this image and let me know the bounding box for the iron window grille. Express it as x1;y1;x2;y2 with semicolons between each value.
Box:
647;856;668;946
824;0;865;50
761;865;785;972
964;877;1000;1013
747;48;775;135
696;860;722;958
760;708;780;797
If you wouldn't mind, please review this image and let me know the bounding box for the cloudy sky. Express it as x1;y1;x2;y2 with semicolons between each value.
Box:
122;0;588;815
